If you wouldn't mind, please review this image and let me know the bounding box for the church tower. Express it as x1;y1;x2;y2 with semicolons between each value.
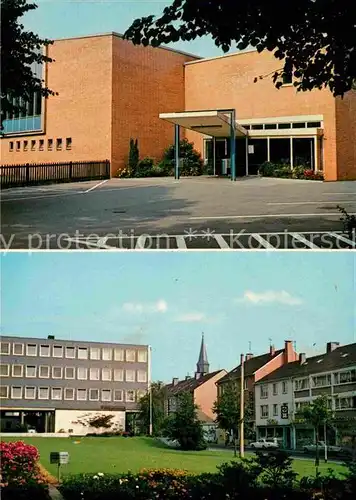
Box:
195;333;209;377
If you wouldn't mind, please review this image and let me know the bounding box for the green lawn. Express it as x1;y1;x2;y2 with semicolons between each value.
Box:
1;436;346;478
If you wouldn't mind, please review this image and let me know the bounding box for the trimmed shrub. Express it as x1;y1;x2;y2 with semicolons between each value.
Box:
134;157;155;177
162;138;204;176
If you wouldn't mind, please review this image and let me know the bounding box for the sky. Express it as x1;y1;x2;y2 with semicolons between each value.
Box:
1;251;355;382
23;0;235;58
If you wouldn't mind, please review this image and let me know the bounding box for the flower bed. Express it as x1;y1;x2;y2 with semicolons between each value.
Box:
258;162;324;180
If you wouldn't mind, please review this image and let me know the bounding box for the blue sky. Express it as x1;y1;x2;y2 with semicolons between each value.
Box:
1;252;355;382
24;0;234;58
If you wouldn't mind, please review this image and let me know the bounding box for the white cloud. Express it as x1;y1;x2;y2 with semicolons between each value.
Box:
122;300;168;314
235;290;303;306
175;312;207;323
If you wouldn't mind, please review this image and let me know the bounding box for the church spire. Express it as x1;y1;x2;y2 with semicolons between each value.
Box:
196;332;209;376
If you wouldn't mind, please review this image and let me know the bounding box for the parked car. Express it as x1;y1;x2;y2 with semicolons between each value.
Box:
250;438;279;449
303;441;343;454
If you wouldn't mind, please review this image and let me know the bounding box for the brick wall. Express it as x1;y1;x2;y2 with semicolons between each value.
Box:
194;370;227;420
335;90;356;180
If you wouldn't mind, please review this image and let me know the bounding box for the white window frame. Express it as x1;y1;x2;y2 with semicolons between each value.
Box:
40;344;50;357
77;388;87;401
65;346;76;359
272;383;278;396
11;386;23;399
0;386;9;398
102;368;112;381
126;349;136;362
102;348;112;361
77;367;88;380
137;350;147;363
273;404;278;416
53;345;64;358
90;347;101;360
260;385;268;399
12;364;23;377
89;388;99;401
39;365;50;378
25;386;36;399
26;344;38;356
137;370;147;383
64;388;75;400
101;389;112;402
125;369;135;382
125;390;135;402
114;348;124;361
89;367;100;381
51;387;62;400
38;387;50;400
282;381;288;394
13;343;24;356
0;342;10;355
25;365;37;378
0;364;10;377
65;367;75;380
77;347;88;360
113;389;123;402
114;369;124;382
260;405;269;419
52;366;63;379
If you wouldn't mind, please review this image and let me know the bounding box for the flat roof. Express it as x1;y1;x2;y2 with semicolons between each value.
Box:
1;334;149;348
52;32;201;60
185;47;257;66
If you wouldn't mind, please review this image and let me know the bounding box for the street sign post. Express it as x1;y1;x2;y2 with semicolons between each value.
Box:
50;451;69;482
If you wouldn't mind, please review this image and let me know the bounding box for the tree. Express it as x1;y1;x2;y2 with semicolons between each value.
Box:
124;0;356;97
163;391;206;450
138;381;167;436
1;0;56;129
161;138;203;176
297;395;333;472
213;380;254;457
128;138;140;174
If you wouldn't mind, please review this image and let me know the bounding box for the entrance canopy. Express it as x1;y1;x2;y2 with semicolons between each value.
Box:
159;110;247;138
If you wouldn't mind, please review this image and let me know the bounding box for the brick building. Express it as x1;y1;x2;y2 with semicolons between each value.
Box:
1;32;355;181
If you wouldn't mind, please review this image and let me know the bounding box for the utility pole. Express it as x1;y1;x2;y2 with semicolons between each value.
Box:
240;353;245;458
148;345;153;436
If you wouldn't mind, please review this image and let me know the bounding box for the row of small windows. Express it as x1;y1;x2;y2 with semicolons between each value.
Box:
0;385;146;403
243;122;321;131
0;364;148;382
294;369;356;390
0;342;147;363
8;138;72;152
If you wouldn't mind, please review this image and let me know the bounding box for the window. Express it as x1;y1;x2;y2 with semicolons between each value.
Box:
39;139;44;151
102;348;112;361
101;389;111;402
90;367;100;380
114;348;124;361
273;383;278;396
65;346;75;359
39;365;50;378
278;123;291;129
26;344;37;356
273;404;278;416
31;140;36;151
65;367;75;379
295;378;309;391
13;343;24;355
52;366;63;379
264;124;277;130
260;385;268;398
11;386;23;399
48;139;53;151
312;374;331;387
77;367;88;380
23;140;28;151
335;396;356;410
126;390;135;402
64;388;75;400
126;349;136;362
295;401;310;412
114;369;124;381
26;365;37;378
53;345;63;358
77;388;87;401
137;389;147;400
9;142;14;152
292;122;306;129
282;381;288;394
51;388;62;400
12;365;23;377
40;345;50;357
89;388;99;401
78;347;88;360
137;370;147;383
282;70;293;85
307;121;321;128
251;124;263;130
90;347;100;360
25;387;36;399
125;369;135;382
334;370;356;385
0;386;9;398
66;137;72;150
0;364;9;377
260;405;269;419
56;138;62;150
0;342;10;355
16;141;21;151
102;368;111;381
138;350;147;363
113;389;123;402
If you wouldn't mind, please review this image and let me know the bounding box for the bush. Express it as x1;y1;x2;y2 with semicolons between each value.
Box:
258;161;278;177
0;484;50;500
134;157;155;177
292;165;308;179
162;138;204;176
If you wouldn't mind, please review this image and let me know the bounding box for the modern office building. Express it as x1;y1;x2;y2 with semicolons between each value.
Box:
1;32;355;181
0;335;150;434
254;342;356;449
